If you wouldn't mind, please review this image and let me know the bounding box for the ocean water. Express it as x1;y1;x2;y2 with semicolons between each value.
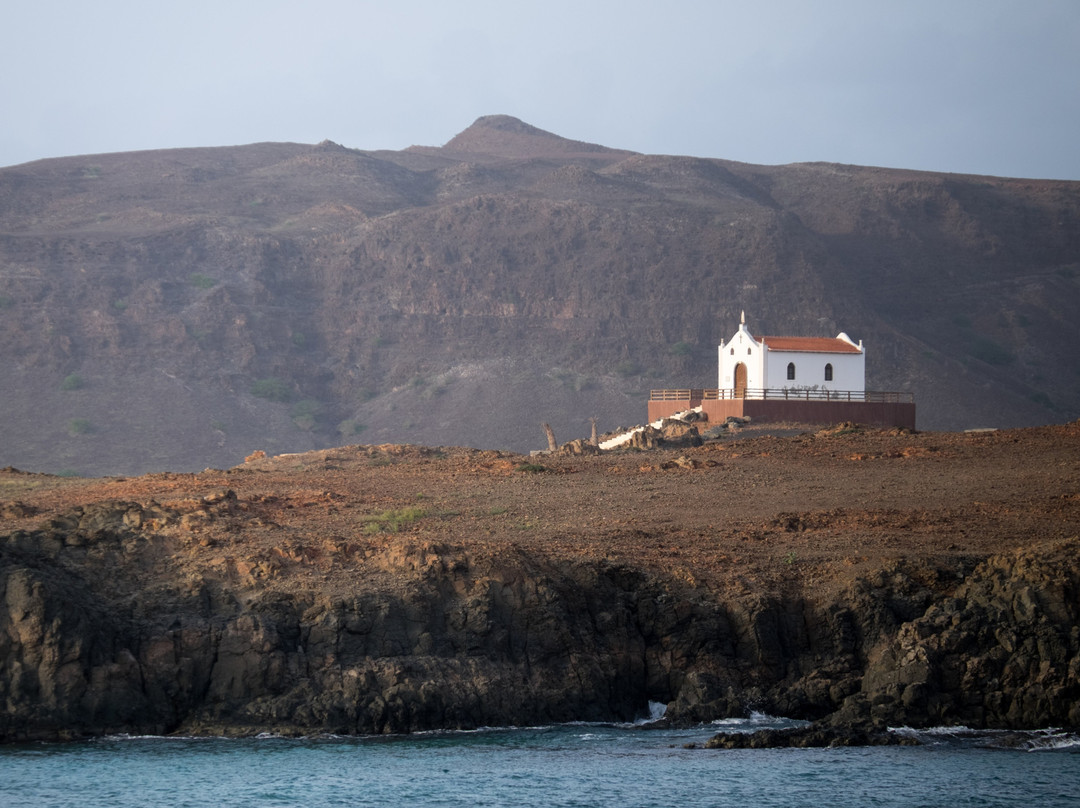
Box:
2;715;1078;808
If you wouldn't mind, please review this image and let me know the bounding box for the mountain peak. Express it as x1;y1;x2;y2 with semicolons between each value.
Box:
437;115;635;161
468;115;550;136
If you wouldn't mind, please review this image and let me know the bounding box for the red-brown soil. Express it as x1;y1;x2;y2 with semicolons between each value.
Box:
4;421;1077;603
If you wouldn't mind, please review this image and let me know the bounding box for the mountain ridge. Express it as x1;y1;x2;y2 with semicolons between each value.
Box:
0;115;1078;475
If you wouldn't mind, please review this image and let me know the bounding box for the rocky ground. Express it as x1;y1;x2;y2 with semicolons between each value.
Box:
2;420;1079;741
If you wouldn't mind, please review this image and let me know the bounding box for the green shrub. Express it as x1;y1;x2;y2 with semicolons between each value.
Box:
670;341;693;356
338;419;367;437
60;373;84;391
250;377;294;402
361;506;427;534
291;399;324;431
189;273;217;290
516;462;548;473
550;367;593;391
187;326;211;346
67;418;93;436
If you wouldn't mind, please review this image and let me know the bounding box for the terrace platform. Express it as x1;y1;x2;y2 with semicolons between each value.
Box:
647;388;916;430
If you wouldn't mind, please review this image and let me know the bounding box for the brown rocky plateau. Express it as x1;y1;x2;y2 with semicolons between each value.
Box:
2;420;1078;742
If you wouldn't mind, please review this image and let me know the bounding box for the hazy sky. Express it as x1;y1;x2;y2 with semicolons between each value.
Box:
3;0;1078;179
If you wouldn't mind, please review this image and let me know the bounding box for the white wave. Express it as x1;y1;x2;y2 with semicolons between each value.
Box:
709;711;811;732
888;725;1080;750
408;724;557;737
1022;731;1080;751
98;734;221;742
624;700;669;727
888;725;983;738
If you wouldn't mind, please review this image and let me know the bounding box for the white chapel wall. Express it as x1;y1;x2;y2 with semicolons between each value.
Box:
765;350;865;392
718;328;765;391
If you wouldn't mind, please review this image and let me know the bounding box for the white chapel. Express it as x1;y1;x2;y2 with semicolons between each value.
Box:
718;312;865;397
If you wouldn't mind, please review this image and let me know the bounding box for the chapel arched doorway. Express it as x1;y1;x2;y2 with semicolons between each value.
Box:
734;362;747;398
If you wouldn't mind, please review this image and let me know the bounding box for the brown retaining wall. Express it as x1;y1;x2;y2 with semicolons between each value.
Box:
647;398;917;430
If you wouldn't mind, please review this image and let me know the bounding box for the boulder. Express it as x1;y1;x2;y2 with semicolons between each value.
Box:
658;420;702;448
558;439;601;456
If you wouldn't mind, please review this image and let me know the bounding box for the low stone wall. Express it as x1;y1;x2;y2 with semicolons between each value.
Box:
647;399;917;430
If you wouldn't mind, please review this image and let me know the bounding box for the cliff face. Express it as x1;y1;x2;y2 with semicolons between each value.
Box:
3;509;1077;741
2;424;1078;741
1;117;1079;475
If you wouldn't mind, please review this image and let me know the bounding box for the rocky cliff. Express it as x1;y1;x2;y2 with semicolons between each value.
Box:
2;423;1078;741
1;116;1079;475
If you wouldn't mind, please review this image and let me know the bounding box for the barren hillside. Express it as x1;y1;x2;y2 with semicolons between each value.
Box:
1;115;1078;475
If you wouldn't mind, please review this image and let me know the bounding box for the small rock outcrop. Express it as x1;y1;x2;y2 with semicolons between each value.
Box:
827;539;1080;729
616;420;703;451
558;438;602;456
704;726;915;749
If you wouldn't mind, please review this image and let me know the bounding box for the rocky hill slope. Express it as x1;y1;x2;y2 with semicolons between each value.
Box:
1;115;1079;475
1;423;1078;741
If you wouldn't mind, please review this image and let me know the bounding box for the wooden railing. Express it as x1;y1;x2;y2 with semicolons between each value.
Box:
649;389;718;401
650;388;914;403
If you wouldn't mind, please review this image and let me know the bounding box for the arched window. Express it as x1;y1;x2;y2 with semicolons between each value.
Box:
730;348;734;355
787;362;796;380
747;348;752;355
824;363;833;381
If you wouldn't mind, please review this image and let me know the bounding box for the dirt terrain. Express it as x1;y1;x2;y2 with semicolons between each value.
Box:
3;421;1077;601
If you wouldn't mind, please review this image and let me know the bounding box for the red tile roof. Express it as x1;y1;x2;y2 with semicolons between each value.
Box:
760;336;862;354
